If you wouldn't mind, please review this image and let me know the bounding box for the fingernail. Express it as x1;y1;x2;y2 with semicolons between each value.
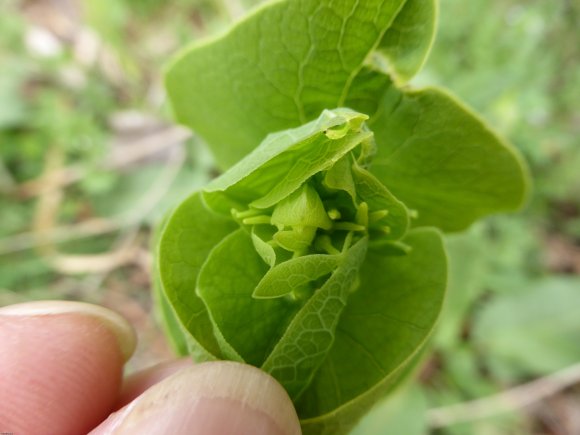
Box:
0;301;136;361
96;361;301;435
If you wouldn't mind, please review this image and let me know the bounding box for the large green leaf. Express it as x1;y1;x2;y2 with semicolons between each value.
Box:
166;0;431;168
369;86;530;232
197;229;301;366
158;192;238;360
152;211;190;357
296;228;447;434
342;66;395;122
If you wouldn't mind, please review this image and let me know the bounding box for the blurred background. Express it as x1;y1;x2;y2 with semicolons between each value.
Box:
0;0;578;433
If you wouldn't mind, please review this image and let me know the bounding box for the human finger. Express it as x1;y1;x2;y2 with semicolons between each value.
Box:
0;301;136;435
91;361;301;435
116;358;193;408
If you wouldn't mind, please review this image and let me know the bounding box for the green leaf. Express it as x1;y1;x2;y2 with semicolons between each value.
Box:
197;229;301;366
368;239;412;256
323;154;357;201
253;253;341;299
352;163;409;240
296;228;447;434
167;0;528;232
203;109;371;213
342;66;395;125
152;270;189;357
166;0;437;168
152;210;189;357
376;0;438;81
271;183;332;230
158;192;238;360
370;86;530;232
251;227;277;267
273;228;317;253
262;237;368;400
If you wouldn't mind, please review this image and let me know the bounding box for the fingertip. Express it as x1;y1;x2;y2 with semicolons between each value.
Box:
0;301;136;434
0;301;136;361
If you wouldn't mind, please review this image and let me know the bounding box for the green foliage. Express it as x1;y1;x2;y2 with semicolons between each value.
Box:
474;277;580;380
165;0;437;168
422;0;580;211
3;0;576;433
0;0;217;301
410;2;580;432
157;1;529;432
297;228;446;434
158;192;238;361
369;86;528;231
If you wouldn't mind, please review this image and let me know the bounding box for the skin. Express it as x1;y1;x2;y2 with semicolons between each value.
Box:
0;301;301;435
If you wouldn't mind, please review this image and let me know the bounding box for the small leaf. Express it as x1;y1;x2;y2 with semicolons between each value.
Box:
262;237;368;400
273;227;317;253
251;227;277;268
323;154;357;201
253;254;342;299
271;184;332;230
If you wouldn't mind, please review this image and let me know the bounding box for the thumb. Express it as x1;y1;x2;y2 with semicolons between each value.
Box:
91;361;302;435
